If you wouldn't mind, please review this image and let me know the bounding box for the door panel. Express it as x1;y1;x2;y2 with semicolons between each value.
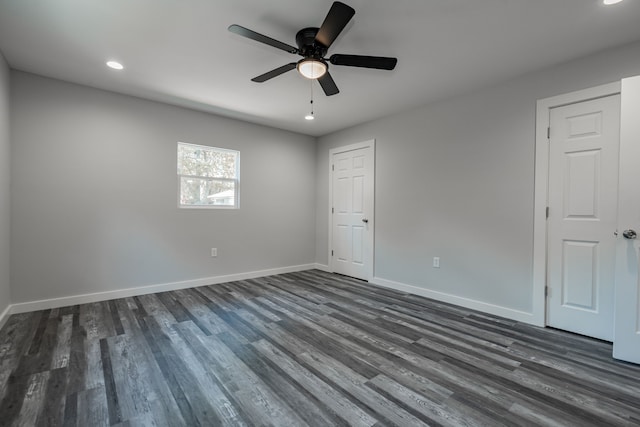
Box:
353;176;364;213
335;225;349;263
352;227;364;264
567;111;602;137
565;150;599;217
336;178;349;213
331;143;374;280
562;240;597;310
547;94;620;341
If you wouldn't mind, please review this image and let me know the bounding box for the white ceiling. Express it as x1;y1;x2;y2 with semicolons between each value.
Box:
1;0;640;137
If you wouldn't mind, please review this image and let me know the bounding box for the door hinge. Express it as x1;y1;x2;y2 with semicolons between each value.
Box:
547;127;551;139
332;207;334;214
331;250;334;257
545;286;550;297
546;206;550;219
332;164;334;171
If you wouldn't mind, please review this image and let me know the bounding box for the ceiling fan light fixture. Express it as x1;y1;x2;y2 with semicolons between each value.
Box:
297;59;327;79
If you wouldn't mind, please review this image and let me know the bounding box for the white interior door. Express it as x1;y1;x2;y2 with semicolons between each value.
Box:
547;94;621;341
613;75;640;364
330;142;374;280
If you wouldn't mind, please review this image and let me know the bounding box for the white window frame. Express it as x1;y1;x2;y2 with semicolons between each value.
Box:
177;142;240;209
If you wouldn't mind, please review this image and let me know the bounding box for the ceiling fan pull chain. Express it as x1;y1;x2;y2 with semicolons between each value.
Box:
305;79;315;120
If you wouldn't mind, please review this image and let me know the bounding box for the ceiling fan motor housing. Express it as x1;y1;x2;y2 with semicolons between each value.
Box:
296;27;328;59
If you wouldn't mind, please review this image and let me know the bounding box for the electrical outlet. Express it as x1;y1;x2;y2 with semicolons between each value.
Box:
211;248;217;257
433;257;440;268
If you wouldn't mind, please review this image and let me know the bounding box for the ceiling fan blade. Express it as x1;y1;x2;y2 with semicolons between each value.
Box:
251;63;297;82
315;2;355;49
318;72;339;96
228;24;298;54
329;54;398;70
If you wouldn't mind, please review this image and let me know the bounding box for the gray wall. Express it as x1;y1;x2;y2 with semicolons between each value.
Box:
10;72;316;304
0;53;10;314
316;40;640;314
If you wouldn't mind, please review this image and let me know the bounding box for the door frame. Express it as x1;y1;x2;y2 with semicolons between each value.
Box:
328;140;376;280
532;81;621;327
613;75;640;363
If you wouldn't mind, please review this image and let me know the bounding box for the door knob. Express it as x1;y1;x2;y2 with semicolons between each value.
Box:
623;229;637;239
362;218;369;223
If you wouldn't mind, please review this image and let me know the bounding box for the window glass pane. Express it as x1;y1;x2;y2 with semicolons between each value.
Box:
178;143;238;179
180;178;236;207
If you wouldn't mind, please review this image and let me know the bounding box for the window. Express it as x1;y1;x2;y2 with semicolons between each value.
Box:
177;142;240;208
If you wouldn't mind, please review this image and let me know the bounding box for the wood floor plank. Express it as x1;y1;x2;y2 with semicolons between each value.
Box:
296;350;430;426
184;328;308;426
252;338;377;427
65;312;86;396
172;323;251;427
114;299;187;427
76;386;109;427
1;270;640;426
367;374;495;427
50;314;73;370
99;338;122;425
107;300;125;337
138;314;214;426
36;367;69;427
15;371;49;426
62;391;77;427
218;329;350;427
103;335;147;424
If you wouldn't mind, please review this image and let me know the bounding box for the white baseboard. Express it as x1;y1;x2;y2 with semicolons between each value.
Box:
0;303;11;330
313;263;331;272
8;264;317;316
370;276;540;326
1;266;541;329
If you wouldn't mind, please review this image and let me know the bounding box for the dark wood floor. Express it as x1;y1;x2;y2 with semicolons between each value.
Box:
1;270;639;426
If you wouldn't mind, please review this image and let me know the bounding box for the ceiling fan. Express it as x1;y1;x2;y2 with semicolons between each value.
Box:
228;1;398;96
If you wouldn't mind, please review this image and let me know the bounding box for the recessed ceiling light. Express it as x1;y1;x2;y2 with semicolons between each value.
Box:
603;0;623;5
106;61;124;70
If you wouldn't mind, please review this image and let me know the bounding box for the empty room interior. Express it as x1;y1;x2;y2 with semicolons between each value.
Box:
2;0;640;425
